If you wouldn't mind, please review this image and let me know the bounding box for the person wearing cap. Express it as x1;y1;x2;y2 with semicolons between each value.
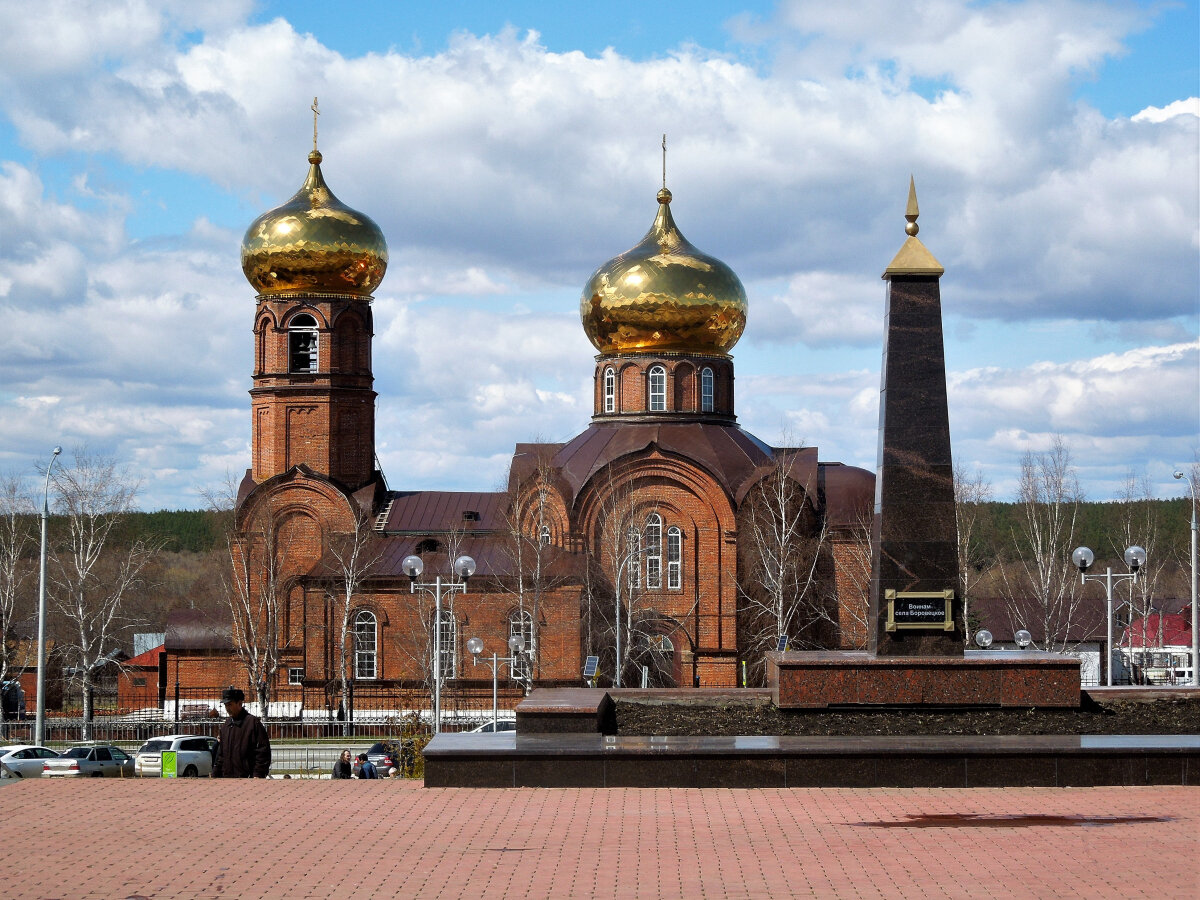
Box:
212;686;271;778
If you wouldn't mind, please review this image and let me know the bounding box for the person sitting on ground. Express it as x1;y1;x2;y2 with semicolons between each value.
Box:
356;752;378;779
332;749;353;779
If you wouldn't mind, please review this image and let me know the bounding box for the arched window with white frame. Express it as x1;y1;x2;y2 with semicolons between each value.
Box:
645;513;662;589
539;524;551;546
667;526;683;589
509;608;535;684
604;367;616;413
648;365;666;411
701;367;714;413
288;313;319;373
354;610;377;680
432;609;457;679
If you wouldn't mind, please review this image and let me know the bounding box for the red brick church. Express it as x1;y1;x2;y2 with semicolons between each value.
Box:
167;140;874;711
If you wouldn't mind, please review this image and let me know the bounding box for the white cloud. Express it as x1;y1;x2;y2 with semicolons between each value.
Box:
1132;97;1200;123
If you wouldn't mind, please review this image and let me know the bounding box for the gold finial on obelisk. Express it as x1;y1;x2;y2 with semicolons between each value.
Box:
309;97;321;163
904;174;919;236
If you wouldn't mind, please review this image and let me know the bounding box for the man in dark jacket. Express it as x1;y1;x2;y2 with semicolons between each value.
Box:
212;686;271;778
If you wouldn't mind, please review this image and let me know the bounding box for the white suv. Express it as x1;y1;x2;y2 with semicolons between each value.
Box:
134;734;219;777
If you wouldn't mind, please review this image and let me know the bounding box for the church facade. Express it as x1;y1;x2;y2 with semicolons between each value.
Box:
168;141;874;712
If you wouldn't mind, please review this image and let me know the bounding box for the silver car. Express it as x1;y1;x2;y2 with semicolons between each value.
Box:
134;734;219;777
43;745;135;778
0;745;60;779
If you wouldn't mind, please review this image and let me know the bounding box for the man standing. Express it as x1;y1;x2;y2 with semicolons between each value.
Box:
212;686;271;778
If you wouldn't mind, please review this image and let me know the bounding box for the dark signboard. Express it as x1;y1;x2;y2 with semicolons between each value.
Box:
885;590;954;632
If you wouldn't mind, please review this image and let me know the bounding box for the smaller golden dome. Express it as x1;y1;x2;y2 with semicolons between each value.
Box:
580;188;747;355
241;150;388;297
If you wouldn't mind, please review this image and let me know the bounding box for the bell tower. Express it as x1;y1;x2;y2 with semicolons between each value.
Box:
240;103;388;491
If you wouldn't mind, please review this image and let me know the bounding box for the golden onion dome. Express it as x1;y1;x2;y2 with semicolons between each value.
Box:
241;150;388;297
580;187;747;355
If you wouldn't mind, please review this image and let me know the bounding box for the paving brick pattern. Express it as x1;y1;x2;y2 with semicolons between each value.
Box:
1;780;1196;898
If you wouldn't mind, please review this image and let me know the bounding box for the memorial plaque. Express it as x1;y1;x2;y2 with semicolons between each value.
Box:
885;590;954;632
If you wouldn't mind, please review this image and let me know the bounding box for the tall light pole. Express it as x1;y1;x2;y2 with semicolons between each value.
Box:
1173;470;1198;686
467;634;529;728
403;553;475;734
1073;544;1146;686
35;446;62;747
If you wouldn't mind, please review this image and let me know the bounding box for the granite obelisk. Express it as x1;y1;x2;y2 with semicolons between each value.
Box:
868;178;962;656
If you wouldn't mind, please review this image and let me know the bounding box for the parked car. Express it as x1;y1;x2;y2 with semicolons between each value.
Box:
366;739;417;776
43;745;135;778
133;734;218;777
0;745;60;778
469;720;516;733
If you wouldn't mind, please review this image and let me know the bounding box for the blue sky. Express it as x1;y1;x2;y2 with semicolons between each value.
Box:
0;0;1196;510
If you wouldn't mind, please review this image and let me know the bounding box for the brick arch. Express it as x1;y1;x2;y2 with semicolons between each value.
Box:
281;304;330;330
333;308;368;374
516;479;570;548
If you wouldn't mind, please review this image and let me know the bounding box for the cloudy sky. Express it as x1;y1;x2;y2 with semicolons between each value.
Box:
0;0;1196;510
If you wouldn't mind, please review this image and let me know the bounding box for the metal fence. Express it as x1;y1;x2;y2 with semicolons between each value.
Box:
0;686;520;778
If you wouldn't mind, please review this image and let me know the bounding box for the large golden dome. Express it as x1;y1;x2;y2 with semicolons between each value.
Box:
241;150;388;297
580;187;747;355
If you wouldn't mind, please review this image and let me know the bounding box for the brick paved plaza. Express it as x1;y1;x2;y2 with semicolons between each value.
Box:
0;780;1195;898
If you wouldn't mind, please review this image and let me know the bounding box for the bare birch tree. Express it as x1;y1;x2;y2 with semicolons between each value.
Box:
502;452;568;685
737;451;829;681
999;436;1085;653
0;475;34;722
326;508;383;736
224;501;292;722
954;464;993;641
48;450;156;739
1112;471;1166;678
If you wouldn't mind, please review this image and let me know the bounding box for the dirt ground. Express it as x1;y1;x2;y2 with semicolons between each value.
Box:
615;696;1200;736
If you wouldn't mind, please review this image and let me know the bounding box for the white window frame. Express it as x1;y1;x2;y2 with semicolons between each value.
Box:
288;313;319;373
645;513;662;589
604;367;616;413
701;367;714;413
288;667;304;686
354;610;377;680
540;524;551;546
667;526;682;590
648;365;666;411
435;610;458;680
509;609;535;683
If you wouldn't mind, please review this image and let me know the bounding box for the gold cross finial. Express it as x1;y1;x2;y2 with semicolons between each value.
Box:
662;133;667;190
312;97;320;153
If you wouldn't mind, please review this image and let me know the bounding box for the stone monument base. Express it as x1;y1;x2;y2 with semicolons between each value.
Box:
767;651;1081;709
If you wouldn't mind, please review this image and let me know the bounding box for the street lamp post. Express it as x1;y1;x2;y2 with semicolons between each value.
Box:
403;553;475;735
35;446;62;748
467;634;530;728
1072;544;1146;687
1173;470;1198;686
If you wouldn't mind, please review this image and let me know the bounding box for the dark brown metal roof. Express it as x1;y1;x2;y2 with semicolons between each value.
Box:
381;490;507;533
165;608;233;651
367;533;579;581
550;422;777;504
820;462;876;529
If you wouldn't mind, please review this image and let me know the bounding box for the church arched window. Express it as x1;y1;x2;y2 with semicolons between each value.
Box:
432;609;457;679
354;610;377;679
288;313;319;373
508;608;535;684
645;513;662;589
539;524;551;546
604;367;616;413
701;367;714;413
667;526;682;589
648;365;666;411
